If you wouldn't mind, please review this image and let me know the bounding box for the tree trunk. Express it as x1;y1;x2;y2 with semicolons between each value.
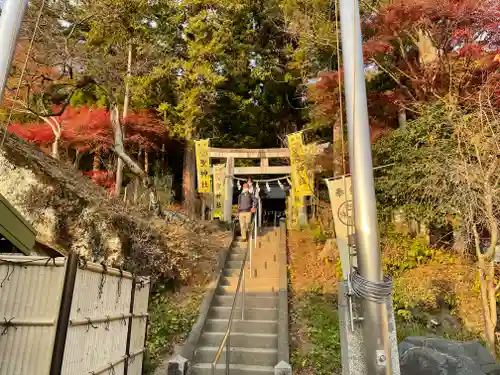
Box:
332;122;346;177
109;102;162;217
183;140;196;218
93;149;101;171
398;107;407;129
52;135;60;159
114;42;133;197
73;149;85;170
162;143;166;172
479;258;497;357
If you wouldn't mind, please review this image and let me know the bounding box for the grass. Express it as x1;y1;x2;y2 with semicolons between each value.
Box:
143;285;204;375
291;290;342;375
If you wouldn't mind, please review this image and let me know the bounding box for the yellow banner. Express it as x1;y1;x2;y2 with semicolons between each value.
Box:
195;139;211;193
305;143;316;192
290;184;300;227
287;132;313;196
213;164;225;219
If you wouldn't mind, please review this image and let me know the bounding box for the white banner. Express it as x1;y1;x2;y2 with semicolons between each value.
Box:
326;176;356;278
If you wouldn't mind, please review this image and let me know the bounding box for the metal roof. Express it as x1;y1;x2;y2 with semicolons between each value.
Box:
0;193;36;254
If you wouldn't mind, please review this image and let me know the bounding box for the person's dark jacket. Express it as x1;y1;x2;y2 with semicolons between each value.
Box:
238;192;256;212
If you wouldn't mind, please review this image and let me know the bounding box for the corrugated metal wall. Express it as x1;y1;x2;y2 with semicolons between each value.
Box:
61;263;134;375
0;257;151;375
127;277;150;375
0;256;67;375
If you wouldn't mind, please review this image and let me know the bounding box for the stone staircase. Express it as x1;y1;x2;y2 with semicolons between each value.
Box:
190;227;285;375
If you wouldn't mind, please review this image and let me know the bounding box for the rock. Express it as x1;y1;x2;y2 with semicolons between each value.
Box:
0;132;223;279
399;337;500;375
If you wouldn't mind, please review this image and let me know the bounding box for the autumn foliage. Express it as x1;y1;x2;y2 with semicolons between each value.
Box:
8;106;167;152
308;0;500;133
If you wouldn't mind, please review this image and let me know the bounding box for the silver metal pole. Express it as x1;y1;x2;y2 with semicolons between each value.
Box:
338;0;392;374
249;228;253;279
258;198;262;228
225;333;230;375
254;214;258;247
0;0;29;103
241;271;245;320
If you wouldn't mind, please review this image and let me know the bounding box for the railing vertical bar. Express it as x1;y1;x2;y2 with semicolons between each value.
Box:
226;332;230;375
241;271;245;320
249;233;253;279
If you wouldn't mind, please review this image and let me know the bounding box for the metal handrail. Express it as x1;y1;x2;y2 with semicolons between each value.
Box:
211;211;257;375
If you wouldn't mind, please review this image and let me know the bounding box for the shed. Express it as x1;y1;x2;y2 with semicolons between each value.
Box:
0;193;36;255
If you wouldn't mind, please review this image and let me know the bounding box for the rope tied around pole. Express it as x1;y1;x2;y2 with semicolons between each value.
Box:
44;257;57;267
98;262;107;299
1;317;17;335
85;317;98;332
349;269;393;304
0;258;48;287
117;268;124;301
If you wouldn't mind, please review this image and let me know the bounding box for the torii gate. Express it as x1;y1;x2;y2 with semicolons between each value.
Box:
208;147;291;222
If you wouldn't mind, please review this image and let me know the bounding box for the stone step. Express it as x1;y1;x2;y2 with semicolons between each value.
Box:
190;363;274;375
212;294;278;309
247;267;279;279
218;284;279;294
208;306;278;321
199;332;278;349
224;266;279;278
230;245;247;253
204;319;277;334
226;260;243;270
194;346;278;367
221;276;280;288
248;252;279;262
228;252;247;262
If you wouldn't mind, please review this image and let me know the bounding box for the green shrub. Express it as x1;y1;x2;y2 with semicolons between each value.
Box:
143;286;202;374
382;230;454;277
310;221;328;244
292;290;341;375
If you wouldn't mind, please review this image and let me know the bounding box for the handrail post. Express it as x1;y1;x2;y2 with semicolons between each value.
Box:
250;225;253;279
241;270;245;320
226;333;230;375
254;210;258;248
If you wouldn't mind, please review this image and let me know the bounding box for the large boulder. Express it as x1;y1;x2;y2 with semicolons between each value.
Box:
0;132;229;280
399;337;500;375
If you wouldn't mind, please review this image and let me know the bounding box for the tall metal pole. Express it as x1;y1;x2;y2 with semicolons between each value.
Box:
0;0;29;103
338;0;392;374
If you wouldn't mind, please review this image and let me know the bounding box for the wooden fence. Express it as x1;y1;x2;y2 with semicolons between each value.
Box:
0;254;150;375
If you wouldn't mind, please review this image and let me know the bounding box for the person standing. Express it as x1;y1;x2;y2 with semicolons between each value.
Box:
238;183;256;241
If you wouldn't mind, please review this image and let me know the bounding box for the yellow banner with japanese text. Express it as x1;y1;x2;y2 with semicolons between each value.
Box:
195;139;211;193
213;164;225;219
287;132;313;196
